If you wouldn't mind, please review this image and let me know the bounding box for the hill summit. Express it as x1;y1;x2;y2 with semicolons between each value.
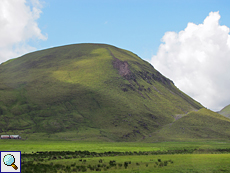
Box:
0;43;212;141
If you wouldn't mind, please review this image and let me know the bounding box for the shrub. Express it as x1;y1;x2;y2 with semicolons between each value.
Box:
164;161;168;166
109;160;116;167
52;156;57;160
82;167;87;172
159;162;164;167
87;165;95;171
168;159;173;164
71;163;76;167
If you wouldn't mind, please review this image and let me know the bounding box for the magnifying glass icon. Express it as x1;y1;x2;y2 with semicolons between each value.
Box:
3;154;18;170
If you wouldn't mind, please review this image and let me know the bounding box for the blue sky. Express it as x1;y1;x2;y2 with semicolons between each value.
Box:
1;0;230;111
35;0;230;61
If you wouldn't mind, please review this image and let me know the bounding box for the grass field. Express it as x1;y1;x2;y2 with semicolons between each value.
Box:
1;140;230;153
45;154;230;173
1;140;230;172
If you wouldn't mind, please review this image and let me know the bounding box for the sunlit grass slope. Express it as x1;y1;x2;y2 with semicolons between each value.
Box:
0;43;203;141
218;104;230;118
145;108;230;142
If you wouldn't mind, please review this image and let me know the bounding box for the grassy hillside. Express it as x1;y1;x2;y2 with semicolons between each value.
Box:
0;43;204;141
218;104;230;118
144;108;230;142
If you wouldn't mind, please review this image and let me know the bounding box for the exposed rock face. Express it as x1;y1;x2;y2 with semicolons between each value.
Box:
113;57;131;79
108;48;135;80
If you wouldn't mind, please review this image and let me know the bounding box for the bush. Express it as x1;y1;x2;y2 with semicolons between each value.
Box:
87;165;94;171
71;163;76;167
168;159;173;164
109;160;116;167
159;162;164;167
164;161;168;166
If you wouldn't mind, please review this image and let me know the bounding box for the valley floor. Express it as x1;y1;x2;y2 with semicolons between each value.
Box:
1;140;230;172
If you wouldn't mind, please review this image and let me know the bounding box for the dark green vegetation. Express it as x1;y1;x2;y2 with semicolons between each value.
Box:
21;151;174;173
219;104;230;118
0;43;230;141
17;142;230;173
20;153;230;173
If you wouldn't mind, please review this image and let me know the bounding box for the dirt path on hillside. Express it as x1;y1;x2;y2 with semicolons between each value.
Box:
173;114;184;121
146;109;199;140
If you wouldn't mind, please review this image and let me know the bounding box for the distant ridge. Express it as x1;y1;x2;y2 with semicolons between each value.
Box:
218;104;230;118
1;43;229;141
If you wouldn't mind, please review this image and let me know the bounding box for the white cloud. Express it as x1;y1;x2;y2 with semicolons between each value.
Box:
0;0;47;63
151;11;230;111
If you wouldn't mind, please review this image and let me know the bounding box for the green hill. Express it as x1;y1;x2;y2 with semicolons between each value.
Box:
218;104;230;118
0;43;213;141
144;108;230;142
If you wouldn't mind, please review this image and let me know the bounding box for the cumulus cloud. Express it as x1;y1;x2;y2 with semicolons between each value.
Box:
151;11;230;111
0;0;47;63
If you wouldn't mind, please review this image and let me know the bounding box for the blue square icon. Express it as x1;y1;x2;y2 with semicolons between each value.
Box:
0;151;21;173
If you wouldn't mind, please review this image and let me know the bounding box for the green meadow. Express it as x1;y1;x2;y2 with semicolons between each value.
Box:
1;140;230;172
2;140;230;153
